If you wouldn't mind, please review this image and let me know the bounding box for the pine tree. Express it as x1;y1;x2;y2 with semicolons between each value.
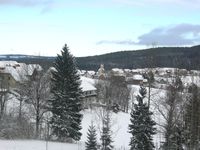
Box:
169;123;184;150
85;123;98;150
49;44;83;141
129;85;156;150
163;77;184;150
183;83;200;149
101;111;113;150
143;70;155;109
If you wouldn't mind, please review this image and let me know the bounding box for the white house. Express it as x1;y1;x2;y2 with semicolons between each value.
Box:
80;76;97;108
0;61;42;88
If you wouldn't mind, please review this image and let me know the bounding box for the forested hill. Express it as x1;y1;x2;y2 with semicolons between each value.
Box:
1;45;200;70
76;45;200;70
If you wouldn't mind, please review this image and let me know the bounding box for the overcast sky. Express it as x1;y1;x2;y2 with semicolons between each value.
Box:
0;0;200;57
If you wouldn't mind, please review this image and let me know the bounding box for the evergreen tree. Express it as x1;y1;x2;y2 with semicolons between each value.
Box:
162;77;184;150
169;123;184;150
143;70;155;109
49;44;82;141
183;83;200;149
101;111;113;150
85;123;98;150
129;86;156;150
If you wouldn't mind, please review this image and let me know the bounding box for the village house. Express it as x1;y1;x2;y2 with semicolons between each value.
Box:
0;61;42;89
84;70;96;78
80;76;97;108
48;67;97;108
126;74;147;85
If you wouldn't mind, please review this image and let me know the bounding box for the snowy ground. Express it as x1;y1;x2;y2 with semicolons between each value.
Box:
2;81;175;150
0;140;84;150
81;109;131;150
0;110;131;150
2;69;200;149
0;106;162;150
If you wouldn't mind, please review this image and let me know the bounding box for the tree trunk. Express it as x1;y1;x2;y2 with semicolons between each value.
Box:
148;83;151;109
35;97;40;139
19;98;22;120
0;94;5;120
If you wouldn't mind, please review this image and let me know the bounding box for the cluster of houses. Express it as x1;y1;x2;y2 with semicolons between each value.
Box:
81;65;200;90
0;61;98;108
0;61;42;91
1;61;199;109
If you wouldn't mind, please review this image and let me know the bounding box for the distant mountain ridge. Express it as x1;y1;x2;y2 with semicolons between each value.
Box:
0;54;55;59
76;45;200;70
1;45;200;70
0;54;55;70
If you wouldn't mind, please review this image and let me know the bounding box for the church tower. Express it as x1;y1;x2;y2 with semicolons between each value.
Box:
98;64;105;80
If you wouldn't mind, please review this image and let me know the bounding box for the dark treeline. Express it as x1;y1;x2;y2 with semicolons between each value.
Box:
77;45;200;70
1;45;200;70
0;55;54;71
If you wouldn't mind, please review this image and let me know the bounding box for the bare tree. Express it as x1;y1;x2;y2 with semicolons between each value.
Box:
143;70;155;109
144;43;158;109
12;64;30;120
158;76;185;149
0;77;10;120
95;76;130;112
25;70;51;139
110;75;130;112
13;82;28;120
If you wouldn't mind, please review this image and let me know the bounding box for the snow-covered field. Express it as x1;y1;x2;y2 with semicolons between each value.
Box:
81;109;131;149
2;84;167;150
4;73;197;150
0;140;84;150
80;85;166;149
0;106;163;150
0;109;131;150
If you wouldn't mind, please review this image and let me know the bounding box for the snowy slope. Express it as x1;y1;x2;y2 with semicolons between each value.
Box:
81;109;131;149
3;75;187;149
0;105;163;150
0;110;130;150
3;85;165;150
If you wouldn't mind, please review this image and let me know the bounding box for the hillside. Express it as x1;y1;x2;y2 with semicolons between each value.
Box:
76;45;200;70
1;45;200;70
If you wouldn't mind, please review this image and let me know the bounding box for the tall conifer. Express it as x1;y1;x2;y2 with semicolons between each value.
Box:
101;111;113;150
129;86;156;150
85;123;98;150
49;44;82;141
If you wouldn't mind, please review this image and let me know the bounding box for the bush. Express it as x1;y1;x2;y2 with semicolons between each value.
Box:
0;115;34;139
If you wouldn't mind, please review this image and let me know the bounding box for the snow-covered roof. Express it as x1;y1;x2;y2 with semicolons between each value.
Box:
132;74;144;80
87;71;96;75
77;70;82;75
48;67;57;72
0;61;42;82
124;69;131;72
80;76;96;92
47;67;96;91
112;68;124;76
27;64;42;75
77;70;87;75
0;61;19;67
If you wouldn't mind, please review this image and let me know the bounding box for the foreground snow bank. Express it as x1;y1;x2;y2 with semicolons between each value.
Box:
0;109;131;150
81;109;131;149
0;140;84;150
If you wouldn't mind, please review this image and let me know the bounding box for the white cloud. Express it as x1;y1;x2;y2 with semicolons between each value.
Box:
1;0;200;9
112;0;200;8
97;24;200;46
0;0;52;6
